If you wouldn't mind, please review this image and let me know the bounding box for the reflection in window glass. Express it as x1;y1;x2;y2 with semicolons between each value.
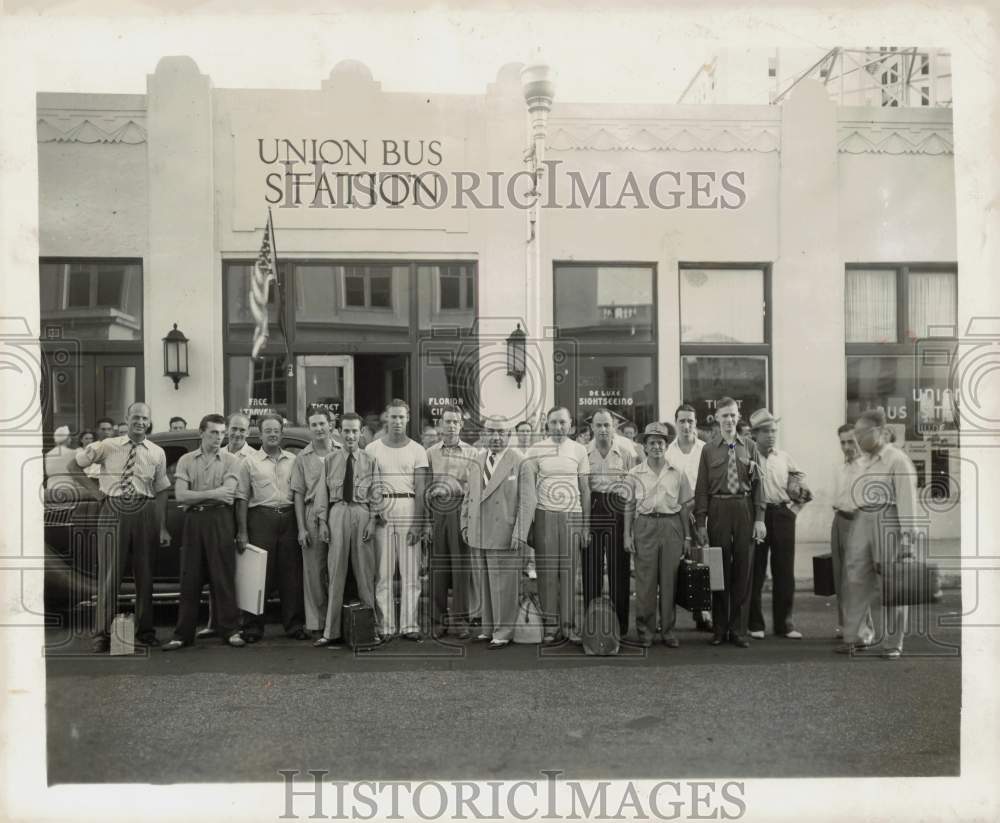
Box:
39;261;143;341
418;343;479;441
227;355;289;423
908;271;957;339
680;269;764;343
681;355;768;427
417;264;476;331
846;269;896;343
554;265;654;342
103;366;137;423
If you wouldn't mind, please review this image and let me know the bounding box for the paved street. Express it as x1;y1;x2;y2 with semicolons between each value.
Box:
45;591;961;784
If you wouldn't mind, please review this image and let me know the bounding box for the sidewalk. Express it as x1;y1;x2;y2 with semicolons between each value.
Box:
791;538;962;591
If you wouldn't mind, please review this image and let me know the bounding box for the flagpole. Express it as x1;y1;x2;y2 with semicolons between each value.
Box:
268;207;295;378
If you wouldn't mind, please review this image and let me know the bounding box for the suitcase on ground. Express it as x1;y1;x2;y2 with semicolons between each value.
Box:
813;553;836;596
110;613;135;656
882;556;938;606
341;601;378;648
513;593;544;644
676;560;712;612
582;594;620;656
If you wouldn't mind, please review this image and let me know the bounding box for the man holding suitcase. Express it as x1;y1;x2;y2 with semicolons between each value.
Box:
694;397;766;648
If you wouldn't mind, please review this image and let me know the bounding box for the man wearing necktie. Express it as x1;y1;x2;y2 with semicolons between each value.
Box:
70;401;171;652
426;405;480;640
694;397;766;648
314;412;382;646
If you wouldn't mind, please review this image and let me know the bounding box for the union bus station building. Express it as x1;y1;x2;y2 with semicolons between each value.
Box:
36;56;960;542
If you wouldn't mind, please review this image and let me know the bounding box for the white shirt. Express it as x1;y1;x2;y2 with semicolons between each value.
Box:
524;437;591;513
666;438;704;493
365;437;429;495
587;435;638;494
833;458;863;513
759;447;802;505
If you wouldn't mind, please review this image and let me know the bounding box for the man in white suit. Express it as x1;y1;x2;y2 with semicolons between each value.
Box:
461;416;535;649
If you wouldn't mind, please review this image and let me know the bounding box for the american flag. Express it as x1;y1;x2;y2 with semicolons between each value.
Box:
250;209;278;360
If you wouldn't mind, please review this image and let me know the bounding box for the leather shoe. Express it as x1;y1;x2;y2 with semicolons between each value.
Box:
749;630;765;639
402;632;422;642
783;630;803;640
162;640;185;652
732;637;750;648
289;628;310;640
227;634;246;648
663;635;680;649
91;636;109;653
312;636;332;648
487;640;509;650
709;634;725;646
242;633;262;644
196;627;217;639
136;634;160;647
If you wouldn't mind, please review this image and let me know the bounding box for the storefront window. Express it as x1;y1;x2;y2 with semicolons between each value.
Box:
680;268;764;343
39;260;143;341
417;263;477;331
418;341;480;441
553;265;654;342
846;269;896;343
908;270;957;339
571;354;655;431
681;355;768;429
226;355;289;424
226;263;282;347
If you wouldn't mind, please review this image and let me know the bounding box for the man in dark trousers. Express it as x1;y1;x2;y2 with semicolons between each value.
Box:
694;397;766;648
70;401;171;652
163;414;245;650
235;413;307;642
747;408;807;640
585;407;638;638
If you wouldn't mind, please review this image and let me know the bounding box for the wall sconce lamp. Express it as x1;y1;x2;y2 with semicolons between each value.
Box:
162;323;189;390
506;323;527;388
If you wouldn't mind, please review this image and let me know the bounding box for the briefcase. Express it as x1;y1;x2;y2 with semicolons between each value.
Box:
110;613;135;656
341;601;378;648
813;554;836;596
676;560;712;612
882;556;938;606
691;545;725;591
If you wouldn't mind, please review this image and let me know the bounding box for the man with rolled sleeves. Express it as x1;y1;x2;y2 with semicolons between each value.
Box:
312;412;382;646
292;406;342;639
838;408;919;659
625;422;692;648
747;408;806;640
162;414;245;650
585;407;638;638
521;406;592;645
461;416;533;649
70;401;171;652
426;405;480;640
235;413;307;642
830;423;873;643
694;397;766;648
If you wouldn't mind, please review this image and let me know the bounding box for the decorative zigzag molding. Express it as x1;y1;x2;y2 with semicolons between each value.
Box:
546;121;781;153
837;122;953;155
37;112;147;144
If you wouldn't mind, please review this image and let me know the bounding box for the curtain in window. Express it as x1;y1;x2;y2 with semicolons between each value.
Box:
846;269;896;343
680;269;763;343
908;271;957;338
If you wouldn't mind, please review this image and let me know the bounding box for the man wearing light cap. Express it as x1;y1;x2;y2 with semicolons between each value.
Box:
747;408;808;640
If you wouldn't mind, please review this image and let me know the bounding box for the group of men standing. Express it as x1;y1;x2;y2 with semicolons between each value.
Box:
68;391;920;658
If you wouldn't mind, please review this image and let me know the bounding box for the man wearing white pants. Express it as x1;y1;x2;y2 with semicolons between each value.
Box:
365;399;430;642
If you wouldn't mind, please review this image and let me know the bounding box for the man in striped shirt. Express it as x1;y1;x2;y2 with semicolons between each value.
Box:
70;401;171;652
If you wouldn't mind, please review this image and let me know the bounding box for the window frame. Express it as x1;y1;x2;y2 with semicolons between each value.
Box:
552;260;660;426
845;263;958;357
678;261;773;411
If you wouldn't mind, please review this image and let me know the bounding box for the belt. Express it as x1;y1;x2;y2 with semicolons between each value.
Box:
834;509;857;520
330;499;365;506
187;504;228;512
766;502;790;510
714;493;749;500
255;504;294;514
638;511;681;518
102;493;154;502
857;504;892;513
384;493;415;498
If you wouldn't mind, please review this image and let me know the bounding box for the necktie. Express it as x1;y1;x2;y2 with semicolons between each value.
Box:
726;443;740;494
120;441;137;497
343;452;354;504
483;451;495;486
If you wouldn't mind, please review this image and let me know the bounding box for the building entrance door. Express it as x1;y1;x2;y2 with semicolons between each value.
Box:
43;351;144;441
295;355;355;421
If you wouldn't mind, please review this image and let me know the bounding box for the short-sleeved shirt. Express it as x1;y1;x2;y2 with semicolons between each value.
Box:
365;438;429;495
237;448;296;507
587;435;638;495
75;435;171;499
524;437;591;513
666;438;704;494
290;440;342;509
856;444;919;524
759;447;802;505
426;439;479;497
227;442;258;461
175;447;241;497
629;460;692;515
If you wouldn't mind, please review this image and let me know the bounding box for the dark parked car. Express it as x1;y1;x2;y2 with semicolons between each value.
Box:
43;427;315;613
